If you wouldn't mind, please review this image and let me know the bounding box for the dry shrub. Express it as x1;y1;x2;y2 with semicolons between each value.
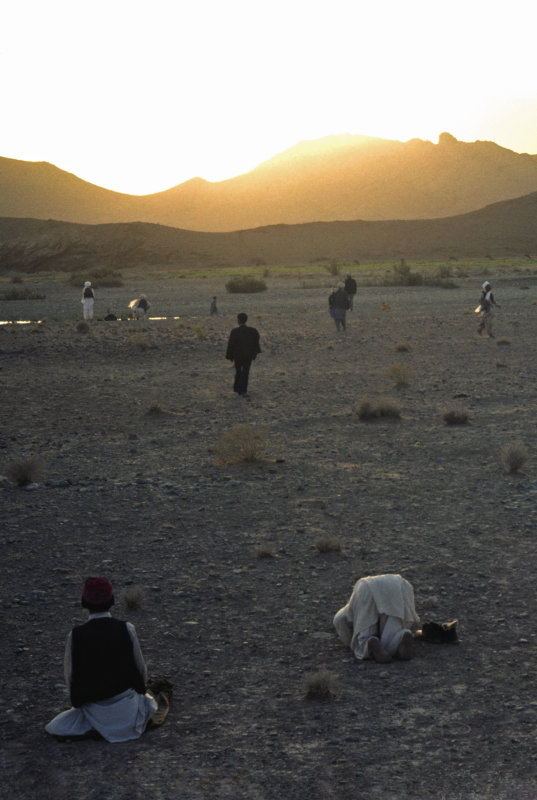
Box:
77;321;90;333
6;455;44;486
255;545;277;559
174;322;186;338
385;363;411;387
145;402;166;417
314;534;343;553
302;667;338;701
501;442;528;474
214;423;269;465
193;324;208;339
496;361;508;369
395;342;411;352
442;407;469;425
496;338;511;347
119;585;145;610
132;333;150;350
356;397;401;421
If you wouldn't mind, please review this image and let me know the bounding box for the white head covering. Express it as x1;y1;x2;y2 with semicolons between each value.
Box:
482;281;491;290
84;281;91;287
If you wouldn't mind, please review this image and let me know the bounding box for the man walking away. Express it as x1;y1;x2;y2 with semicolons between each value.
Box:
330;284;350;332
225;313;261;397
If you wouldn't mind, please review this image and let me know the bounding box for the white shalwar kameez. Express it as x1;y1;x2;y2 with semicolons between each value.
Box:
333;574;420;660
45;613;157;742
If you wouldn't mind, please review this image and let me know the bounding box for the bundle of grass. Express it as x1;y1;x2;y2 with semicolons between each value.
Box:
314;534;343;554
442;407;470;426
214;423;269;465
225;276;267;294
145;402;166;417
385;364;411;387
119;585;146;610
6;455;44;487
76;321;90;333
356;397;401;421
501;442;528;474
302;667;339;701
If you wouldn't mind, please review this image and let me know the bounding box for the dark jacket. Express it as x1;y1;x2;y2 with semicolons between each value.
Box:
70;617;146;707
226;324;261;364
344;277;357;296
331;288;350;310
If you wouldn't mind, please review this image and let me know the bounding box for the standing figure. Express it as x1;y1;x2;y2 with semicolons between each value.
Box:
209;296;219;316
333;574;420;663
344;272;357;310
129;295;151;320
476;281;497;337
225;312;261;397
330;283;350;331
81;281;95;320
45;577;169;742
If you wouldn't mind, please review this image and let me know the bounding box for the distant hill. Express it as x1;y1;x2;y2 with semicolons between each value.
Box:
1;192;536;273
2;134;537;232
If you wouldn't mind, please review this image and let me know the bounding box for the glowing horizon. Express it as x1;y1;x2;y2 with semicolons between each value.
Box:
3;0;537;195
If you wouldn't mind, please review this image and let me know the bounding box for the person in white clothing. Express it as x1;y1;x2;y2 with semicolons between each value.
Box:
45;577;168;742
476;281;498;337
81;281;95;320
333;573;420;663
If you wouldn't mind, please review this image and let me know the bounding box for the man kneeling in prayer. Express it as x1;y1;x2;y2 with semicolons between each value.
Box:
333;574;420;663
45;577;169;742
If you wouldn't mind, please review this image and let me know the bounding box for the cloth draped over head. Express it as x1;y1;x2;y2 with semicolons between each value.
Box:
482;281;491;290
84;281;92;288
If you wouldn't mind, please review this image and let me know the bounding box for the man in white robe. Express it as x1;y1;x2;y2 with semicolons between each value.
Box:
333;574;420;663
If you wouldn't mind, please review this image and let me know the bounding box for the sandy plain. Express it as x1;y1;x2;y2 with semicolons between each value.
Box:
2;268;537;799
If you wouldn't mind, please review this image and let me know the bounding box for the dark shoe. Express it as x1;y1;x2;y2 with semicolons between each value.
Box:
368;637;392;663
396;631;414;660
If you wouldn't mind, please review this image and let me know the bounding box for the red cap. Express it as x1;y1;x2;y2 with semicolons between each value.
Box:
82;577;113;605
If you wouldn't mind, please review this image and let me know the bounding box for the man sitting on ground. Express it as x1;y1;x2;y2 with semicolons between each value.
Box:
45;577;170;742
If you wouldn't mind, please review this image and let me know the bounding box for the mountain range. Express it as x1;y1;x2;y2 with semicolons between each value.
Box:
2;133;537;233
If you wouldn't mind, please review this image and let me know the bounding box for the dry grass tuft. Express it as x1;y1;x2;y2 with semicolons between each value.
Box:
132;334;150;349
214;423;269;465
496;338;511;347
255;545;278;559
356;397;401;421
76;321;90;333
385;363;411;387
314;534;343;554
501;442;528;474
496;361;508;369
302;667;339;701
6;455;44;486
193;324;209;339
442;407;470;426
119;585;146;610
145;402;166;417
395;342;411;352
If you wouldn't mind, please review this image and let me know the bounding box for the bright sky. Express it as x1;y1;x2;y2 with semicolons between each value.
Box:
3;0;537;195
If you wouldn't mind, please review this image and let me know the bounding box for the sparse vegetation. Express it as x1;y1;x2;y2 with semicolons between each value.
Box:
255;545;278;559
356;397;402;420
496;338;511;347
501;442;528;474
395;342;411;352
119;585;145;610
0;287;46;301
5;455;44;486
225;276;267;294
193;324;209;339
214;423;269;465
145;402;166;417
442;407;470;425
302;667;338;701
67;268;124;288
385;364;411;387
76;321;90;333
314;534;343;553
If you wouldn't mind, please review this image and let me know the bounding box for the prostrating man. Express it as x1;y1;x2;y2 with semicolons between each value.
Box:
225;312;261;397
45;577;170;742
333;573;420;663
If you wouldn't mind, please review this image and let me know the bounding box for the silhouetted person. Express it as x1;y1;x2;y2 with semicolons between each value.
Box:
225;312;261;397
476;281;498;337
210;296;219;316
344;273;357;310
330;284;350;331
81;281;94;320
129;295;151;319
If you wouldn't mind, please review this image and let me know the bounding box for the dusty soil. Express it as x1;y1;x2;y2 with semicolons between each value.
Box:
2;271;537;799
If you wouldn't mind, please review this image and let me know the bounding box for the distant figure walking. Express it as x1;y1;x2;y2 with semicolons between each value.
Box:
330;283;350;332
81;281;95;320
129;295;151;320
344;272;357;310
209;296;219;316
476;281;498;337
225;312;261;397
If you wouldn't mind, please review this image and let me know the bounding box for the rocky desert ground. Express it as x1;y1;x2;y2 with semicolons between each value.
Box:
2;266;537;799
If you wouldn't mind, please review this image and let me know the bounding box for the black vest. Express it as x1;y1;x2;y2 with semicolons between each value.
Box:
70;617;146;707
